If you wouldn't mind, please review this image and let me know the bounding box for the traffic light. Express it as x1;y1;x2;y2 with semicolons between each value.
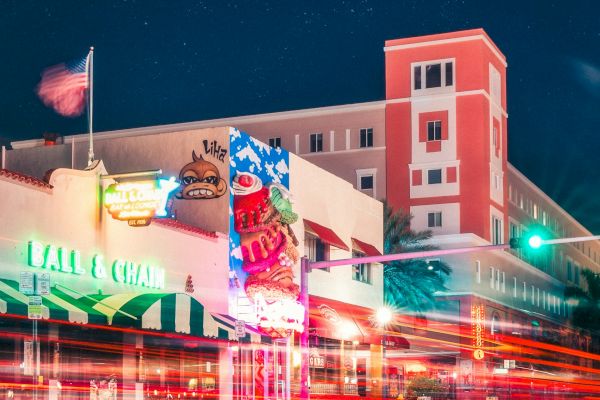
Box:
509;234;544;249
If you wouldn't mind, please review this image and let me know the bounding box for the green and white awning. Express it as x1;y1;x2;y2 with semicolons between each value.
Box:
0;278;104;324
0;278;266;343
211;313;271;344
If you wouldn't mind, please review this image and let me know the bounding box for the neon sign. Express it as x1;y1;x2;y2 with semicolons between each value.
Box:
27;241;165;289
471;304;485;360
104;178;179;226
254;293;305;338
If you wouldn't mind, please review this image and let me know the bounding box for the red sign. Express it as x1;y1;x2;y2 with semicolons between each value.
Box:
471;304;485;360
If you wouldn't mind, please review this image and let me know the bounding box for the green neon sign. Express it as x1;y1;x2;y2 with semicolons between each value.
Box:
27;241;165;289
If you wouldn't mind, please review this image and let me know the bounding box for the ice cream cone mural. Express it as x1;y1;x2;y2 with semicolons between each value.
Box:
232;171;303;338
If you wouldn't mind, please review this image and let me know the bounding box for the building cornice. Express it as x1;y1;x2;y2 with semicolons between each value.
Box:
507;163;596;237
384;32;507;68
11;101;386;149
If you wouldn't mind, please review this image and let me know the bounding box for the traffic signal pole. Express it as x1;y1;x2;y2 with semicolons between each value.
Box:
299;242;509;400
298;233;599;399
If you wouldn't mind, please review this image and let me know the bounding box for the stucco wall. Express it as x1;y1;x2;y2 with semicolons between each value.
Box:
289;154;384;309
0;165;230;313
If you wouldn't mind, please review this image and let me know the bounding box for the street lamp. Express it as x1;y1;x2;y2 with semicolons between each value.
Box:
376;307;393;326
298;234;600;400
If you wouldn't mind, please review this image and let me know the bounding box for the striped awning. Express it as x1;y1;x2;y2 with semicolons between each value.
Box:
0;278;253;341
211;313;271;344
0;278;105;324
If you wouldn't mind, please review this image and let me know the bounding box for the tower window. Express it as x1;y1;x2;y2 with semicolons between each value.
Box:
414;66;422;89
427;121;442;141
413;60;454;91
427;169;442;184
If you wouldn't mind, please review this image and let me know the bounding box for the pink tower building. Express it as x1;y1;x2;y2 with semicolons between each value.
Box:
385;29;508;244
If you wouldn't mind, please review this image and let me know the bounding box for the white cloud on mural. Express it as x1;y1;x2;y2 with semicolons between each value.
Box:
235;144;262;171
275;159;289;176
264;162;280;183
230;128;241;140
249;136;271;155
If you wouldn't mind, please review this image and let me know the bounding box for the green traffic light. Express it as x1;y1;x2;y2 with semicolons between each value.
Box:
528;235;543;249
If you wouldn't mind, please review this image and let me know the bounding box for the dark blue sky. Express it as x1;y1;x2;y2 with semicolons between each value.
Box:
1;1;598;233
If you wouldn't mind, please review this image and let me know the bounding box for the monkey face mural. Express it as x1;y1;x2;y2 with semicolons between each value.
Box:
177;151;227;199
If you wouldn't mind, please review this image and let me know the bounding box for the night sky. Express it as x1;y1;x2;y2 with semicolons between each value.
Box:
1;1;598;233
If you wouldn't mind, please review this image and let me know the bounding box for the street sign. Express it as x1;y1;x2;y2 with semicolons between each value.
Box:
36;273;51;295
235;320;246;338
23;341;34;375
19;271;35;295
28;296;43;320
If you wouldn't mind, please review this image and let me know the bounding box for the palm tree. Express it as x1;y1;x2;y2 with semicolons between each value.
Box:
565;269;600;332
383;201;451;312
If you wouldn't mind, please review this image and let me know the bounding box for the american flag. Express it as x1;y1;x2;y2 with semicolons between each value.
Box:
36;55;89;117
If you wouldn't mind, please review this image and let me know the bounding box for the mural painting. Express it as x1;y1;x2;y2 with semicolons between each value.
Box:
228;130;304;338
177;151;227;200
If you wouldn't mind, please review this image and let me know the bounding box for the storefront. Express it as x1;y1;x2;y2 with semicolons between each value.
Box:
3;126;386;399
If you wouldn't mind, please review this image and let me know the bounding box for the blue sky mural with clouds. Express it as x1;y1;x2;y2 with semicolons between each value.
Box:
228;128;290;288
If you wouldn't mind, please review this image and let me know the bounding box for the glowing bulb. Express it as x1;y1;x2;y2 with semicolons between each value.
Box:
376;307;392;324
528;235;543;249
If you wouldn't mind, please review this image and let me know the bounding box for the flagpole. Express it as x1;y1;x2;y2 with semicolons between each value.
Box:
87;46;94;166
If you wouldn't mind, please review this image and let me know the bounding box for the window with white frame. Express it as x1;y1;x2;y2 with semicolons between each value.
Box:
309;133;323;153
523;282;527;301
493;125;498;148
428;169;442;184
427;121;442;141
351;250;372;284
491;313;501;335
502;272;506;293
427;212;442;228
513;277;517;298
268;137;281;148
531;285;535;305
359;128;373;148
413;60;454;90
489;267;494;289
496;269;501;291
360;175;374;190
475;261;481;284
356;169;376;197
492;216;502;245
